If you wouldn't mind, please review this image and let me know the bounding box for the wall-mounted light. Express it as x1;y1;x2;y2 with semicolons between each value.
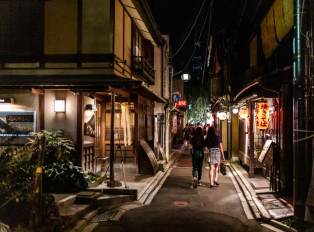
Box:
85;104;97;111
232;108;239;114
54;100;65;112
219;112;227;120
239;108;248;120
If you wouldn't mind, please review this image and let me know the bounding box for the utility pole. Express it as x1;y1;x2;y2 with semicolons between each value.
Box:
293;0;313;221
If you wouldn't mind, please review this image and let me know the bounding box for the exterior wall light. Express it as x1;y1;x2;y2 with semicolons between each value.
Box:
54;100;65;112
239;108;248;120
219;112;227;120
256;97;269;130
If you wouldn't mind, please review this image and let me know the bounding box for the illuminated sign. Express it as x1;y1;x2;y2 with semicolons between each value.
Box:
256;99;269;130
176;101;187;107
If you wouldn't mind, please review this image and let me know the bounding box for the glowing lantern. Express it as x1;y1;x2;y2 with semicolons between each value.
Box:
219;112;227;120
239;108;248;120
256;98;269;130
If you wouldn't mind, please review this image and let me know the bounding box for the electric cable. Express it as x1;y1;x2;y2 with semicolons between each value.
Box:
178;2;210;71
175;2;200;51
171;0;205;58
175;1;211;75
201;0;214;84
234;0;248;42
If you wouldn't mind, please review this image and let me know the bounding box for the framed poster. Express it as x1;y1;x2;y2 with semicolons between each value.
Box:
258;140;273;163
0;111;36;136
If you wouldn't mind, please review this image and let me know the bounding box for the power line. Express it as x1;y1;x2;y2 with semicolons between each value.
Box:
202;0;214;84
171;0;206;58
174;1;211;76
234;0;248;41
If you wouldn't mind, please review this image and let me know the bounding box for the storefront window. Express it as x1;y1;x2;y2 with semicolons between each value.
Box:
105;102;134;142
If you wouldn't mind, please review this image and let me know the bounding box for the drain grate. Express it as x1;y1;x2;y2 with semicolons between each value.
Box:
93;210;119;222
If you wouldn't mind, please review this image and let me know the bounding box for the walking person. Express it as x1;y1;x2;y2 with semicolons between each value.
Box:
205;127;225;188
183;124;191;147
191;127;205;189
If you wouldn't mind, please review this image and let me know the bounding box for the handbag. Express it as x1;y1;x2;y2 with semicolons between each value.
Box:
220;163;226;176
204;151;210;163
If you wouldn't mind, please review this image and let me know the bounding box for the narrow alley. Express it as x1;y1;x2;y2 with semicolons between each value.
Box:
94;147;274;232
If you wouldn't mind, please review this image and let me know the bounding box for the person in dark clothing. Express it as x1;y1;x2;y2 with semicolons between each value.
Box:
183;124;191;146
191;127;205;189
205;127;225;188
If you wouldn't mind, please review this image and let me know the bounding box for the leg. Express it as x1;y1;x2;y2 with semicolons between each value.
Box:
197;153;203;181
209;164;215;185
192;155;198;179
214;163;219;182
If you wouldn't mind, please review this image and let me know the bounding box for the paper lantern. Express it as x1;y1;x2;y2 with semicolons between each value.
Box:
256;100;270;130
219;112;227;120
239;108;248;120
232;108;239;114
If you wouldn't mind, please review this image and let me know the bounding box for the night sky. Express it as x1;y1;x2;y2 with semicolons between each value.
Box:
147;0;260;72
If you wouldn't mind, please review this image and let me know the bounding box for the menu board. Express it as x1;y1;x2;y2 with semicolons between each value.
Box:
258;140;273;163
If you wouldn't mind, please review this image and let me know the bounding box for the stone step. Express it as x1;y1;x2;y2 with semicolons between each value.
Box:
158;160;166;171
59;204;92;225
87;187;138;200
96;194;134;207
56;195;77;209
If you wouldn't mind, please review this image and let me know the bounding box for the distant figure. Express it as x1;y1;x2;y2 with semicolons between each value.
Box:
205;127;225;188
183;124;191;147
191;127;205;189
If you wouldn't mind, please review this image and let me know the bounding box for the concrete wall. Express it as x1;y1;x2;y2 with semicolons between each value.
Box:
45;0;77;55
0;90;40;144
45;90;77;144
82;0;112;54
162;35;169;99
151;46;162;96
172;79;184;100
114;0;124;60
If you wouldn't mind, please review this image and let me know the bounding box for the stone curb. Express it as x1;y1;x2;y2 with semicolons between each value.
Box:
270;220;298;232
69;209;98;232
138;146;185;204
228;165;262;221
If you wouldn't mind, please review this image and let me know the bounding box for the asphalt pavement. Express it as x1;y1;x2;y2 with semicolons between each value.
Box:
95;147;273;232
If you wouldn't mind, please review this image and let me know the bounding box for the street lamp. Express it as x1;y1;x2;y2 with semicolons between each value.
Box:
181;70;191;82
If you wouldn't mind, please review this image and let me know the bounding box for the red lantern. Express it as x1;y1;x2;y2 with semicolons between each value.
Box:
256;98;269;130
239;108;248;120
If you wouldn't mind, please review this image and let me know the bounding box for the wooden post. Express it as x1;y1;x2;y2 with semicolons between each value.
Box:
110;92;115;182
31;136;46;226
249;101;255;178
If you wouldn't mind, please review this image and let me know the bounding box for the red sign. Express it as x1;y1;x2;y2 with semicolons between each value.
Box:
176;101;187;107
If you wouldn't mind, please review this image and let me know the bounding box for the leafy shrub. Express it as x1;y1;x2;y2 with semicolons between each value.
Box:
0;139;34;205
43;162;94;193
26;130;75;164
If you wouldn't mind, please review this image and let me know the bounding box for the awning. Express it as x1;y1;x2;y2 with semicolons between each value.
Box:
233;66;292;102
122;83;167;103
0;74;167;103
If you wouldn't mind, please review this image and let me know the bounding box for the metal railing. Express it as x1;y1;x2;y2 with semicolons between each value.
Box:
132;56;155;80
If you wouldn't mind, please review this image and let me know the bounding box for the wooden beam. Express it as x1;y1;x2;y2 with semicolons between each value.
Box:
76;95;83;167
108;86;131;99
32;88;44;95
